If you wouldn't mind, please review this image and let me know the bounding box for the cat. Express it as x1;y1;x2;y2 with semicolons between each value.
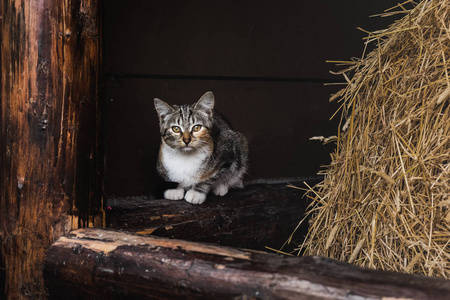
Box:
154;91;248;204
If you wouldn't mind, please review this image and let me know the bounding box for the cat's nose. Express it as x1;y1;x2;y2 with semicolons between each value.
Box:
183;132;191;145
183;137;191;145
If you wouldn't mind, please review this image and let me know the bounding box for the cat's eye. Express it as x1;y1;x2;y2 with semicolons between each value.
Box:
192;125;202;132
171;126;181;133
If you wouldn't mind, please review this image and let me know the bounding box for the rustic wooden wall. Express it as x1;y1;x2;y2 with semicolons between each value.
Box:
103;0;400;197
0;1;102;298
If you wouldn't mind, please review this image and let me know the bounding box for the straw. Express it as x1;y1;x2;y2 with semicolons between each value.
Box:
297;0;450;278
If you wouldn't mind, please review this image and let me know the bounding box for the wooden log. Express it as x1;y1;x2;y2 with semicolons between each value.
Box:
44;228;450;300
0;1;102;298
107;182;312;251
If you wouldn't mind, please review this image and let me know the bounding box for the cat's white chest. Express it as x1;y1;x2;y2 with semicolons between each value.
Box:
161;144;208;186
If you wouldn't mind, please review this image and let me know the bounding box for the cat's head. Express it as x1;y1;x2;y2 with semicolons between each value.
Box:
154;91;215;153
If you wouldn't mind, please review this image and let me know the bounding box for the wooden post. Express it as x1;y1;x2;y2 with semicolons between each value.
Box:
0;1;102;298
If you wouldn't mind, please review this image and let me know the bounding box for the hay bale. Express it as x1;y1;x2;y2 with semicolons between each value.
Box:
301;1;450;278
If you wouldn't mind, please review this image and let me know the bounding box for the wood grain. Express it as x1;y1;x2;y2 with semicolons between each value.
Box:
0;1;102;298
45;228;450;299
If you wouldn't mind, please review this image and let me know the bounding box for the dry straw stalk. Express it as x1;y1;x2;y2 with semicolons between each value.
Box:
300;0;450;278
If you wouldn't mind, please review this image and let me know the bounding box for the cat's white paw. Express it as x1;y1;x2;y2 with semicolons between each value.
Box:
185;190;207;204
164;188;185;200
213;184;229;196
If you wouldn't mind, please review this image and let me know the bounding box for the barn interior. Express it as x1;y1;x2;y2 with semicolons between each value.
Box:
5;1;440;299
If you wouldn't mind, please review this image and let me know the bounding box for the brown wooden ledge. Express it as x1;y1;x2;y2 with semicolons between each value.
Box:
106;182;311;251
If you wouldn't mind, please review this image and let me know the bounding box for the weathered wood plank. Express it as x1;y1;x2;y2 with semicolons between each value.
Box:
45;228;450;300
107;182;312;251
0;1;102;298
104;0;398;79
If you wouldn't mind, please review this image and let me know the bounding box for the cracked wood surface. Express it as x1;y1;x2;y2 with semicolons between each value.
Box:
45;228;450;300
0;1;102;298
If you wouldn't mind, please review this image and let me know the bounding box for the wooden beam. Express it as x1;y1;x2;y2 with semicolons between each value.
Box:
0;1;102;298
45;228;450;299
107;183;310;251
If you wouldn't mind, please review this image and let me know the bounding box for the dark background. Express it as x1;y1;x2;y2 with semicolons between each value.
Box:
103;0;401;198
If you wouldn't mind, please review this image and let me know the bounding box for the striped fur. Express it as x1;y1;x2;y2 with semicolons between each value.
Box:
154;91;248;204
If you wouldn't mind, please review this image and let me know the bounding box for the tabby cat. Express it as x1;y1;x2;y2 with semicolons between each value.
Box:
154;91;248;204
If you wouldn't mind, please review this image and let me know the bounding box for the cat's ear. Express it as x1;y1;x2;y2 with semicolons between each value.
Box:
195;91;215;116
154;98;174;120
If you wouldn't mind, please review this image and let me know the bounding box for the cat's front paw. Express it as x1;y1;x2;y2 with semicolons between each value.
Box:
213;184;228;196
185;190;207;204
164;188;185;200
